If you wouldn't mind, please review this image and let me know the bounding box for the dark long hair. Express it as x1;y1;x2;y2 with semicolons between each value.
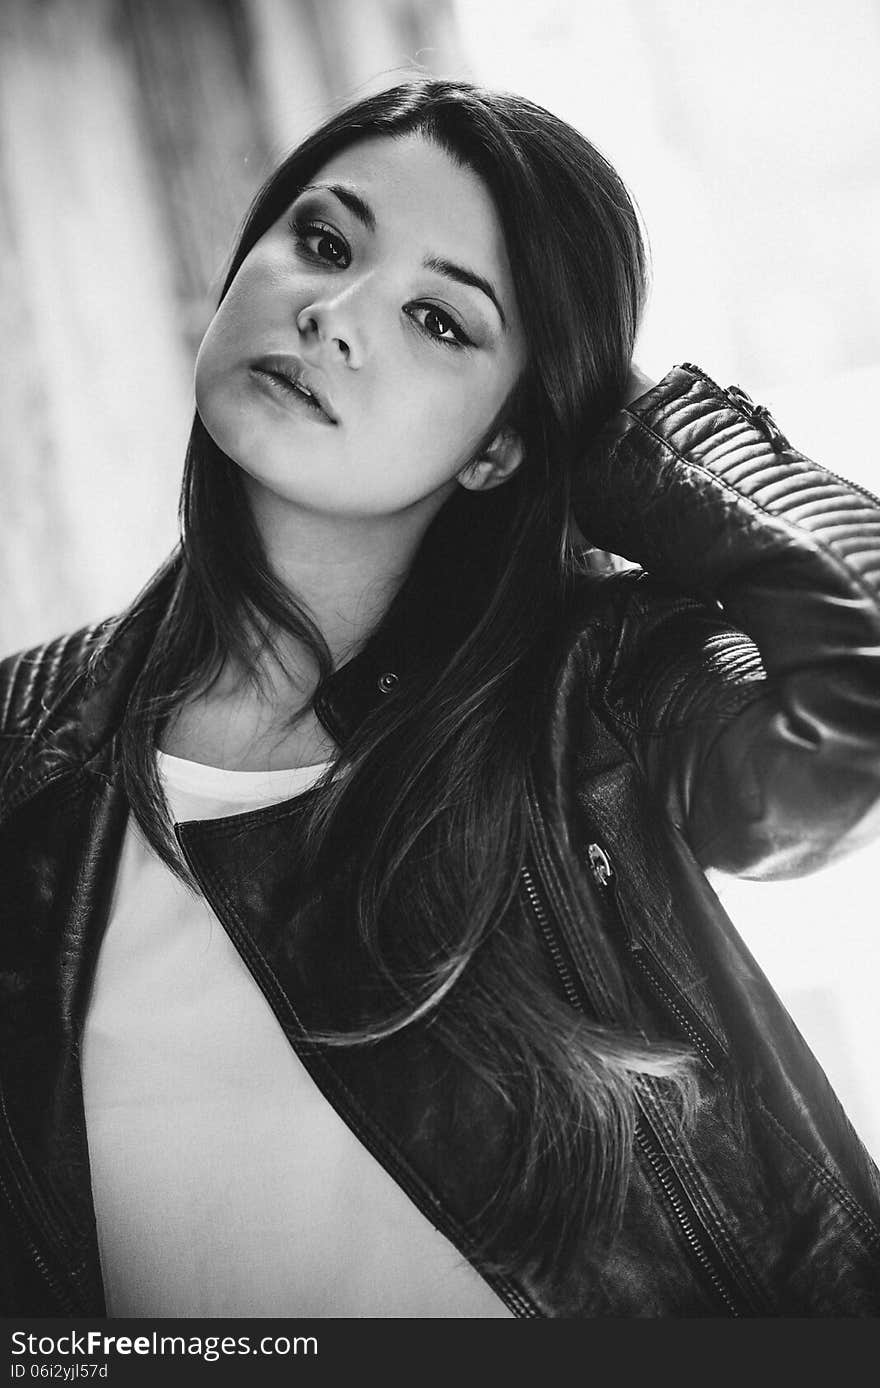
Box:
117;79;696;1284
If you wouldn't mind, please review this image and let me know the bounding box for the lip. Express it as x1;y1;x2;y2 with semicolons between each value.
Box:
249;353;339;424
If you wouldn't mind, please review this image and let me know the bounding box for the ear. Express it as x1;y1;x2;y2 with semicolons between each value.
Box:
456;427;524;493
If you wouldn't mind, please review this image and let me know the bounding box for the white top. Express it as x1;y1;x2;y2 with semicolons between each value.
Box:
80;752;511;1318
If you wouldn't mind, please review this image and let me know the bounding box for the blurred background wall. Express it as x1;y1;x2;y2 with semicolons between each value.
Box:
2;0;879;1158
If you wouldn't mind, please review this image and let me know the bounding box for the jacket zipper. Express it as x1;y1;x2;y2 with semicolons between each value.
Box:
795;459;880;514
519;865;584;1012
520;846;751;1317
585;846;724;1075
633;1122;743;1317
679;362;880;509
624;934;722;1072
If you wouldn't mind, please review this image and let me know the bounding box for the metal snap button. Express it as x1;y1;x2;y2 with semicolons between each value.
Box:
377;672;399;695
587;842;613;888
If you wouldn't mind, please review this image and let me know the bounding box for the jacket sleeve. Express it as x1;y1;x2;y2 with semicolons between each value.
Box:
573;362;880;879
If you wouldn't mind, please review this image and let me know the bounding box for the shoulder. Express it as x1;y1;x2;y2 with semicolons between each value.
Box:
558;564;763;726
561;563;717;653
0;619;116;738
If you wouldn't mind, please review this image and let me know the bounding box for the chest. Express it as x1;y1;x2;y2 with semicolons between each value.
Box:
80;815;511;1317
159;691;338;771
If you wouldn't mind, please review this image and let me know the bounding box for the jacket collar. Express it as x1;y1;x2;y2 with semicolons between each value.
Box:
3;548;483;802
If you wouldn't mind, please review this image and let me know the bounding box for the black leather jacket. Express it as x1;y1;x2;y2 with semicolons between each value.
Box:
2;365;880;1317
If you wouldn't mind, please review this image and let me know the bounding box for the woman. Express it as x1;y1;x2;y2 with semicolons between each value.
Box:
1;78;879;1318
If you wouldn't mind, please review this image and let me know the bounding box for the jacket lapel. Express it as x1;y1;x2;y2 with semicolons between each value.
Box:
175;801;519;1246
0;754;127;1312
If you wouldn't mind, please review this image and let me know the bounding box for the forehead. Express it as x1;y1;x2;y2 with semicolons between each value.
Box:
308;132;514;280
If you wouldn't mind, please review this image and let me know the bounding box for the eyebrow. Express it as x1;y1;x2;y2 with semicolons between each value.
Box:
301;182;377;233
421;256;506;328
301;182;507;327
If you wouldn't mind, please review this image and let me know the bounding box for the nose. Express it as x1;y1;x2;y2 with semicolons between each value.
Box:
295;284;366;369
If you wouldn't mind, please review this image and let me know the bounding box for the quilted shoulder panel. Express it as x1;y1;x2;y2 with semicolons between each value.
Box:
0;622;111;737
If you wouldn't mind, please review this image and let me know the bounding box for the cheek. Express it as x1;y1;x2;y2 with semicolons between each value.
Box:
197;292;248;373
397;369;507;478
195;261;275;376
193;286;263;433
194;313;234;413
193;315;256;459
193;328;218;407
372;394;472;491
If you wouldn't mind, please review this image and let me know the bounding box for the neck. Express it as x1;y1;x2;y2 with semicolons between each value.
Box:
233;477;441;692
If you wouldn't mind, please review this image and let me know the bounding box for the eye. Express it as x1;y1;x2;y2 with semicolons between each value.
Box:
408;304;471;348
290;217;351;268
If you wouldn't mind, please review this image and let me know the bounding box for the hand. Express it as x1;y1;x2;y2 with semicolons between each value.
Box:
623;363;657;406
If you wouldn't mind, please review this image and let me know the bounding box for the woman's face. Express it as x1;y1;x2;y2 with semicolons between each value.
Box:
194;133;527;527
